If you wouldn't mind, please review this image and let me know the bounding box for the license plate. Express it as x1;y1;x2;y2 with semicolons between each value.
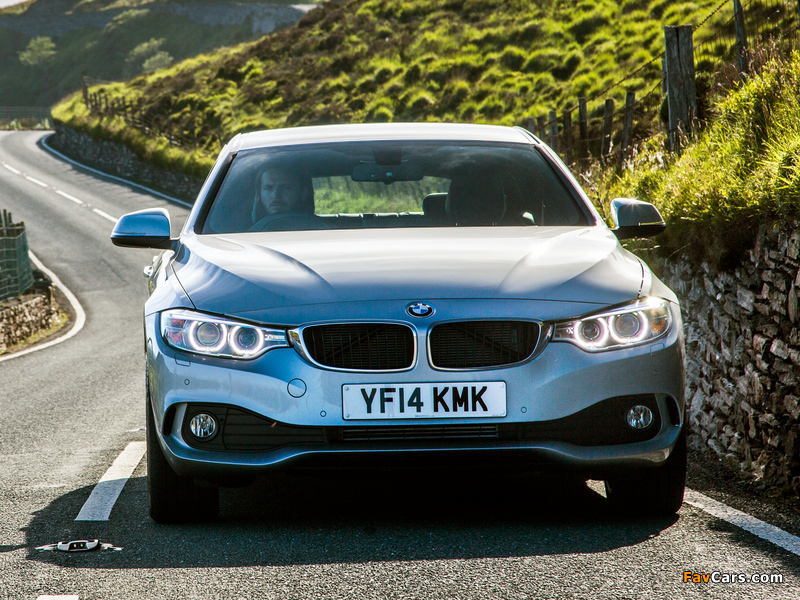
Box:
342;382;506;420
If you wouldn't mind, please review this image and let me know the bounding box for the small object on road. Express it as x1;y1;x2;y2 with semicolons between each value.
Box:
36;539;122;552
57;539;99;552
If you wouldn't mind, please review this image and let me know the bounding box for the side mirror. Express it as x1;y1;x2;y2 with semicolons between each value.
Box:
111;208;173;249
610;198;666;240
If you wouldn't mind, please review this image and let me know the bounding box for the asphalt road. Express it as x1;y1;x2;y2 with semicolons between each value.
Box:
0;130;798;599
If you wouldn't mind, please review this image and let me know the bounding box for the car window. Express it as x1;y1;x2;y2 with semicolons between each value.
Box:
200;141;589;233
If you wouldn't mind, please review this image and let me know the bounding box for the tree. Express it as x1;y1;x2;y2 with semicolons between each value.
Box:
18;36;56;68
142;51;174;73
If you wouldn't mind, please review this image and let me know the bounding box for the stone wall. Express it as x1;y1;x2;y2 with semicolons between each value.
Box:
0;285;58;353
661;223;800;494
49;123;204;202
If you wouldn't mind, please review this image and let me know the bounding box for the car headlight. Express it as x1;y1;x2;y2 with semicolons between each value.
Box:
160;309;289;359
552;297;671;352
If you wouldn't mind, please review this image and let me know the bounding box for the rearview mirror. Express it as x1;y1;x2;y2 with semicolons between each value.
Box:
610;198;666;240
352;162;423;183
111;208;173;249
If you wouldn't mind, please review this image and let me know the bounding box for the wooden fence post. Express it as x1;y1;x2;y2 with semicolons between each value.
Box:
536;115;546;141
81;72;89;108
664;25;697;153
526;116;535;135
619;91;636;164
578;97;588;160
733;0;750;81
548;110;559;153
562;109;573;165
600;98;615;160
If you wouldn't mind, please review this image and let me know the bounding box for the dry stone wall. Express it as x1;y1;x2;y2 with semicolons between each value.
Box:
49;123;204;202
0;285;58;353
660;223;800;494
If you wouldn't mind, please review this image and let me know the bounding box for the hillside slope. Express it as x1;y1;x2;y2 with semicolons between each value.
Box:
0;0;312;106
52;0;740;171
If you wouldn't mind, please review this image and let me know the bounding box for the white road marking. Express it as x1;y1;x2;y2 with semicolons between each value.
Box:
0;251;86;364
55;189;84;205
75;442;146;521
91;208;119;224
3;163;21;174
24;175;49;188
685;489;800;557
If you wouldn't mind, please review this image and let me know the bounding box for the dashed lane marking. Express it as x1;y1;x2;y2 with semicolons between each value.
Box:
55;189;84;205
75;442;146;521
685;489;800;557
0;159;119;224
24;175;48;188
91;208;119;224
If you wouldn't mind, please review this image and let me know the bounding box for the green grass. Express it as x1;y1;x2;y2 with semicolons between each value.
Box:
0;0;301;106
598;51;800;269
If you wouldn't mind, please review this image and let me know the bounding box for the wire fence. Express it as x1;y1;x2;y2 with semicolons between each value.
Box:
527;0;800;170
0;210;33;304
83;88;223;154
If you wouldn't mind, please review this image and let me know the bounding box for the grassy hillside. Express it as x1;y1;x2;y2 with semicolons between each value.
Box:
0;0;310;106
601;50;800;269
52;0;744;177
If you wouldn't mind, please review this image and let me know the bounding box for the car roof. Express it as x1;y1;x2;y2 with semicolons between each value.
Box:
229;123;538;151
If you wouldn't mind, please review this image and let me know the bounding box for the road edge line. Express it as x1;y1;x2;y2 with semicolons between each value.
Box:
0;251;86;364
75;441;147;521
39;133;194;208
685;488;800;557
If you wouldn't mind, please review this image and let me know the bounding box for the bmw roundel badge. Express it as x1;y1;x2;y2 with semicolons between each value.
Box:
407;302;434;318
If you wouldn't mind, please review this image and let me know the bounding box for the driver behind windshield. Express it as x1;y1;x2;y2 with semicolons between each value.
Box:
251;166;316;226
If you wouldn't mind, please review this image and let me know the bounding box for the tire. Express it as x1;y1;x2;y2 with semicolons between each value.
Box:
147;384;219;524
604;427;687;516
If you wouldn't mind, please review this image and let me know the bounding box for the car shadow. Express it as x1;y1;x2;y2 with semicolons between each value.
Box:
23;469;683;569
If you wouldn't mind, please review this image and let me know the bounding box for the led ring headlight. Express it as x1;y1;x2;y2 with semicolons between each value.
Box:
553;297;671;352
161;309;289;359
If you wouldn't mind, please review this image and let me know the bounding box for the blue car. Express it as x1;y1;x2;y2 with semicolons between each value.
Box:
112;123;685;523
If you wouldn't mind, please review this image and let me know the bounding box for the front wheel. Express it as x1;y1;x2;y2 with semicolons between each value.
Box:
147;387;219;523
604;427;687;516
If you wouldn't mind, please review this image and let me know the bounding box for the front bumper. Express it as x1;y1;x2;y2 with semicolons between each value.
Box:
144;302;685;481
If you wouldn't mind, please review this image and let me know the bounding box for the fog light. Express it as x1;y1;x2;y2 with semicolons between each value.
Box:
626;405;653;430
189;413;218;440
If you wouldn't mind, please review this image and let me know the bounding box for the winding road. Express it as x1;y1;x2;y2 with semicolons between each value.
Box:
0;130;798;599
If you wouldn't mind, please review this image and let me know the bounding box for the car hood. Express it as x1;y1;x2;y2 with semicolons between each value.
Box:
170;227;644;318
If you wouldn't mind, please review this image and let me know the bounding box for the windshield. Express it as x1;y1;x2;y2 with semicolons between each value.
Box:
200;141;589;233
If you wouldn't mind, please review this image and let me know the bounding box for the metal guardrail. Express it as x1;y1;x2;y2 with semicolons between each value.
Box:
0;210;34;303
